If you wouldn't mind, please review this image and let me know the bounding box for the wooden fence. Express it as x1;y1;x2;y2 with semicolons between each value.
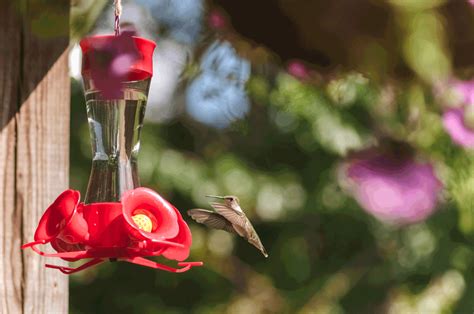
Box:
0;0;70;312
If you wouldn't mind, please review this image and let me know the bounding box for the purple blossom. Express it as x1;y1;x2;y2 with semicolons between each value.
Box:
442;80;474;148
89;32;139;99
345;152;442;225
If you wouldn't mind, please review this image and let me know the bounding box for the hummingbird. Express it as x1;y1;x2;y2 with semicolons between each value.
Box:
187;195;268;258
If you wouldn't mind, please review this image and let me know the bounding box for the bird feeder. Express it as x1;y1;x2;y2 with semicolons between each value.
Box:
22;33;202;274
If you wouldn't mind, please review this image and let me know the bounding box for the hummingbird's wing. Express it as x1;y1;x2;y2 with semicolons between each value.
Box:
187;209;236;234
209;202;248;227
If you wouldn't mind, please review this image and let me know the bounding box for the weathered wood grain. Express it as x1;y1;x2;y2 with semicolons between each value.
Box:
0;0;70;313
0;1;25;313
18;50;70;314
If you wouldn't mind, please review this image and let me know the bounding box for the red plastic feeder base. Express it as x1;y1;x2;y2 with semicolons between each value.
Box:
22;187;203;274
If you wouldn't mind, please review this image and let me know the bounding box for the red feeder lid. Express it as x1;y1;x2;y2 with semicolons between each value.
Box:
80;34;156;81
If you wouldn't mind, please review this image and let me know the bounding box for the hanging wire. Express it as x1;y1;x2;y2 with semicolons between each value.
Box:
114;0;122;36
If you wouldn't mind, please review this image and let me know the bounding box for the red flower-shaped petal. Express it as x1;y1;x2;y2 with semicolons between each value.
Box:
34;189;81;243
122;187;180;241
122;187;192;261
162;206;192;261
59;202;89;244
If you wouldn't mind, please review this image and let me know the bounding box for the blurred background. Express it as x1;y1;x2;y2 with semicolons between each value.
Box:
68;0;474;313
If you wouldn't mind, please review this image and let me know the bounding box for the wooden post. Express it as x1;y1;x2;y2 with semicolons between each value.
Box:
0;0;70;313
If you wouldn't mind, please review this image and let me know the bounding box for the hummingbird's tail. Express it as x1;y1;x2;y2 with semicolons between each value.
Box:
249;237;269;258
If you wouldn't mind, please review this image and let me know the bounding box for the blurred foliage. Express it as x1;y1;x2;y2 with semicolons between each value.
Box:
71;0;107;40
68;0;474;313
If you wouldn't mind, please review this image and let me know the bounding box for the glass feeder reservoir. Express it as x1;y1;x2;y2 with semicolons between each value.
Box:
80;35;155;203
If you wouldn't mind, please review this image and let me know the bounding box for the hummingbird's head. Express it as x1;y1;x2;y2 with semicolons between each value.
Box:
206;195;240;207
223;195;239;207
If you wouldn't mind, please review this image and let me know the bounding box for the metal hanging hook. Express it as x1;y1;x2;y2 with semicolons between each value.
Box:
114;0;122;36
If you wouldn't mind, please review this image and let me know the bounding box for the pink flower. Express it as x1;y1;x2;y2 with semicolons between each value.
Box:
208;10;227;30
287;60;311;80
453;80;474;104
345;151;442;225
442;80;474;148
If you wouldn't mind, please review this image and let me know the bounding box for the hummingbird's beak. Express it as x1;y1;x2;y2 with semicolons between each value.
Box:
205;195;226;200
